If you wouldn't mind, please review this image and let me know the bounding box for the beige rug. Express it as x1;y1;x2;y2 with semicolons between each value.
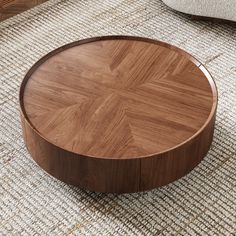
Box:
0;0;236;235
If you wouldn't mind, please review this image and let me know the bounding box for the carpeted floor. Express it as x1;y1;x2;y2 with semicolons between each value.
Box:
0;0;236;235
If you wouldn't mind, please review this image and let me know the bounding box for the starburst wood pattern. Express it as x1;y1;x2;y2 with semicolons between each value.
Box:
20;36;217;193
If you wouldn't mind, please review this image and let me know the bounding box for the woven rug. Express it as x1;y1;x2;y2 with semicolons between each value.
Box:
0;0;236;235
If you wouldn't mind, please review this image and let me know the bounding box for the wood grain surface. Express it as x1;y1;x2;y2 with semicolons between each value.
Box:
0;0;47;21
20;36;218;193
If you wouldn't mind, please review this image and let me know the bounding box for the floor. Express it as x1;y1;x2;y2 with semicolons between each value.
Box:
0;0;47;21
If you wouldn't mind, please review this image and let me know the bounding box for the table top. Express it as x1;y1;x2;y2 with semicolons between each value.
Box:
20;36;217;159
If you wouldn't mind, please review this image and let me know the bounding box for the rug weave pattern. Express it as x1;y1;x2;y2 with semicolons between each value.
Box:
0;0;236;235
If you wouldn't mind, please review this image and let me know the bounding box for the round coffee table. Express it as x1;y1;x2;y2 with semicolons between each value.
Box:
20;36;217;193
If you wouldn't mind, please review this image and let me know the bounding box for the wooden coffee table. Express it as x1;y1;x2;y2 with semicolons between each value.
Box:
20;36;217;193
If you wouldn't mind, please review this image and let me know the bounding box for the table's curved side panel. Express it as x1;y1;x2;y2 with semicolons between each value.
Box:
20;107;216;193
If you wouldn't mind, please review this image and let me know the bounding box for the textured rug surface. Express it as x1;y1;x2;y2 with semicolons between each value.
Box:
0;0;236;235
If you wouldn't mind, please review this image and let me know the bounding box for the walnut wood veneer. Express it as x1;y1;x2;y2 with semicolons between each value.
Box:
19;36;218;193
0;0;47;21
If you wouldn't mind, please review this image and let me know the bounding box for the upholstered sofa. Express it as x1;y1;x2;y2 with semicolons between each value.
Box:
162;0;236;22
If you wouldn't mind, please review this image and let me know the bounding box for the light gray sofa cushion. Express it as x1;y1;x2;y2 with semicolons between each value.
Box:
162;0;236;21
